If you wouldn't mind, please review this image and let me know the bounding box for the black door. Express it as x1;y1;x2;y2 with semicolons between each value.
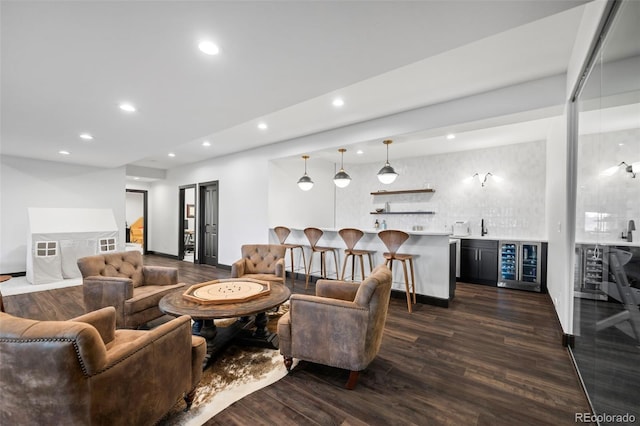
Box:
199;181;218;266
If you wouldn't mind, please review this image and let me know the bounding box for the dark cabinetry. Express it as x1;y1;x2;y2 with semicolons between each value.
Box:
460;239;498;285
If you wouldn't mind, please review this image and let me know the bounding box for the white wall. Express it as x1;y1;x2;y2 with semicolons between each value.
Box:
545;114;573;333
0;155;126;273
334;140;546;238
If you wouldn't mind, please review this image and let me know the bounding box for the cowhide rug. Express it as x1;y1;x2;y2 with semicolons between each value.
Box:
158;303;294;425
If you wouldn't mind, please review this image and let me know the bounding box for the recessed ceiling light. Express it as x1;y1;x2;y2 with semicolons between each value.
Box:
257;122;268;130
446;134;456;140
202;141;211;147
168;152;176;157
332;98;344;107
119;103;136;112
198;41;220;55
59;150;70;155
356;149;364;155
79;133;93;140
133;177;140;180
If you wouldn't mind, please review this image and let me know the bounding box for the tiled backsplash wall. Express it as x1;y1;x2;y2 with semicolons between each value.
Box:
575;128;640;243
336;140;547;238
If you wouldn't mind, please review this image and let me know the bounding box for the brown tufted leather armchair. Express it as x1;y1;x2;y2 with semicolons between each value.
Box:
0;306;206;425
277;264;392;389
78;251;185;329
231;244;286;284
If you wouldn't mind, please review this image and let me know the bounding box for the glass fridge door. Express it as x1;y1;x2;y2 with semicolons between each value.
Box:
499;242;517;282
520;243;540;283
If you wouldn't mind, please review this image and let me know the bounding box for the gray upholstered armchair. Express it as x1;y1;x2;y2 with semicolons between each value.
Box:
231;244;286;284
78;251;184;329
277;264;392;389
0;306;206;425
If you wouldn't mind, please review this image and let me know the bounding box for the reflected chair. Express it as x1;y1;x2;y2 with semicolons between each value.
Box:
78;251;185;329
274;226;307;287
231;244;286;284
338;228;375;281
278;264;392;389
303;227;339;288
0;306;206;425
378;229;416;313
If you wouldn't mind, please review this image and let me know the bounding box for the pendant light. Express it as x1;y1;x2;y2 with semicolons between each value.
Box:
333;148;351;188
297;155;314;191
377;139;398;184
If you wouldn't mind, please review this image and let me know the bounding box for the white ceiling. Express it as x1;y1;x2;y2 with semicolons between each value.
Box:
1;1;589;172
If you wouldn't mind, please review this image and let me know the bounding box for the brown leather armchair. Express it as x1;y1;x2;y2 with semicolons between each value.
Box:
78;251;184;329
231;244;286;284
277;264;392;389
0;306;206;425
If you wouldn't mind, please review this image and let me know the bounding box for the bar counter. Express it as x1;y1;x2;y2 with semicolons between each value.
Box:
269;227;454;306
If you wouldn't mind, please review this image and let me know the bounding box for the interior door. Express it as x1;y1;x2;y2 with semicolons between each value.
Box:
199;181;218;266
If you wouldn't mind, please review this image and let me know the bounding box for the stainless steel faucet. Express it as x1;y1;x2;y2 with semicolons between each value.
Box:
622;220;635;242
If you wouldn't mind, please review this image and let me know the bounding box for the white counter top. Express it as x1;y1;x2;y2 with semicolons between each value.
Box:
450;235;548;243
576;240;639;247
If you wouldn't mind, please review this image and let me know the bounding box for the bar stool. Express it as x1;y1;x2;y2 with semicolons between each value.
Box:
378;230;416;313
273;226;307;287
338;228;375;281
303;227;339;288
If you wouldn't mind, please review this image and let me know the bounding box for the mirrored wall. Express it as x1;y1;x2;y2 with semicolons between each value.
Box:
572;0;640;422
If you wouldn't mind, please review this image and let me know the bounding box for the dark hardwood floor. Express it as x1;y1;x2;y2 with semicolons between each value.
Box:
2;255;593;425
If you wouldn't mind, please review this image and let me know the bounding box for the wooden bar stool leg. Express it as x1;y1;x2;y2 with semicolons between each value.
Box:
332;249;339;280
289;247;295;287
409;258;417;304
341;253;349;280
367;253;374;274
299;247;307;286
401;259;412;313
306;251;314;289
359;255;365;281
351;254;356;281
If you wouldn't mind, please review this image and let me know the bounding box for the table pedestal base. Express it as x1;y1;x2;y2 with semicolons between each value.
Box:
192;312;279;369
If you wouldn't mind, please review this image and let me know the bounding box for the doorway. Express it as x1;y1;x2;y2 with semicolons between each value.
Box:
125;189;147;254
179;185;196;262
198;181;218;267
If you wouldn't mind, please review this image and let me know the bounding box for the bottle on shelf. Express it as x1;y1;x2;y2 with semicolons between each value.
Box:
381;220;387;230
374;219;380;229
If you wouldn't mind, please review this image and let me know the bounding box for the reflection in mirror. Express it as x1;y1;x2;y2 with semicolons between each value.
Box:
572;0;640;421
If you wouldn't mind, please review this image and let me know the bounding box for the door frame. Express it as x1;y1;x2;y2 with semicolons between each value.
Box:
178;184;196;261
198;180;219;266
125;189;148;255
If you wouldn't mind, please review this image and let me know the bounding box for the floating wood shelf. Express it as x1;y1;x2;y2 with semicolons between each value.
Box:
371;189;435;195
370;211;435;215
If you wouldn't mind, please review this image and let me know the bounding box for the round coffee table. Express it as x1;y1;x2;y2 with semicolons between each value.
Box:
159;279;290;368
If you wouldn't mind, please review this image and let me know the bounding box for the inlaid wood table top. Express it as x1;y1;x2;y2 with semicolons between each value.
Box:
159;279;290;320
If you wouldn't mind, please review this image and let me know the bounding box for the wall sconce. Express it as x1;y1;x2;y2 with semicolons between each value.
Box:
297;155;314;191
601;161;638;178
465;172;502;187
377;139;398;184
333;148;351;188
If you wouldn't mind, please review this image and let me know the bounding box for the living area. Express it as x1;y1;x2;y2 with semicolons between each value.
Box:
2;1;639;425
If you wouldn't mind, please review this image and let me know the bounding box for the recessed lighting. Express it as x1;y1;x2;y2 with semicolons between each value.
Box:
79;133;93;140
446;134;456;140
202;141;211;147
356;149;364;155
332;98;344;107
59;150;70;155
198;41;220;55
168;152;176;157
133;177;140;180
258;122;268;130
119;103;136;112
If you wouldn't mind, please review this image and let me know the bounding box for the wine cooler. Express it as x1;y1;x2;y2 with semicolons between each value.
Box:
498;241;543;292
